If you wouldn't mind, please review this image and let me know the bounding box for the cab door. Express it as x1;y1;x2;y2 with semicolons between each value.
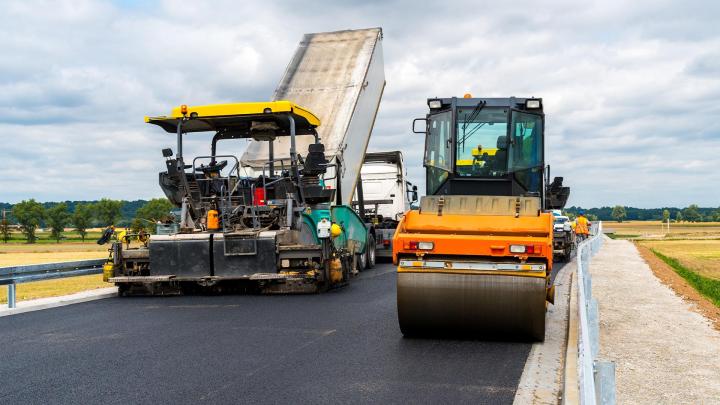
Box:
423;110;453;195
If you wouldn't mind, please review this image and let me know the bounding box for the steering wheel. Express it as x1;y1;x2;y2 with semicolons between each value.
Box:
196;160;228;174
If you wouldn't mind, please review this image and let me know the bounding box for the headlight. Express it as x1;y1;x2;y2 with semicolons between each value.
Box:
428;99;442;109
417;241;434;250
510;244;536;254
526;99;541;109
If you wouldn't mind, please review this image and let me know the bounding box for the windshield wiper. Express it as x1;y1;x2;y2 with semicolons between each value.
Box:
460;100;487;152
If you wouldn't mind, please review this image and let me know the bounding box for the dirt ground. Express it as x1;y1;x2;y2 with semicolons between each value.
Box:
590;237;720;404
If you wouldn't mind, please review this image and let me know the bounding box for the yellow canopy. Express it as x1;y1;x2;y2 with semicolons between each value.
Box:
145;101;321;134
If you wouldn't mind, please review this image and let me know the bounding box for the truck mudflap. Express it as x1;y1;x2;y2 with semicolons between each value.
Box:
396;260;549;341
374;228;395;258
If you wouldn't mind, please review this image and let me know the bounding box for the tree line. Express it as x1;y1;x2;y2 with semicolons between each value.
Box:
566;205;720;223
0;198;175;243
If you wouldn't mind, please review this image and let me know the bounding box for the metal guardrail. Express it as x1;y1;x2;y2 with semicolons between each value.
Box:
0;259;106;309
576;222;616;404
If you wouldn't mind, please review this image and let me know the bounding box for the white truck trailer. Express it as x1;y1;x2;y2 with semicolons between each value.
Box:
354;151;417;258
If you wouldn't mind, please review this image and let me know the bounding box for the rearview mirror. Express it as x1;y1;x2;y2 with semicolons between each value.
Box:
412;118;427;134
162;148;173;158
411;185;418;202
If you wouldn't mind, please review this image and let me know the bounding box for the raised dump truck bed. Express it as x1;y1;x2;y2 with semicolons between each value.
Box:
241;28;385;205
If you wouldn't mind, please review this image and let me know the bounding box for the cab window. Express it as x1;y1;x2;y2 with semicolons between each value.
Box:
509;111;543;193
455;107;508;177
424;111;452;194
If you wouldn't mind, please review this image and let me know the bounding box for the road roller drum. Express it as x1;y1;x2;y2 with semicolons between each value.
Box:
397;270;548;341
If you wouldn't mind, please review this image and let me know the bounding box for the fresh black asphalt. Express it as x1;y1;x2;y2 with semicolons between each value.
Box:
0;261;565;404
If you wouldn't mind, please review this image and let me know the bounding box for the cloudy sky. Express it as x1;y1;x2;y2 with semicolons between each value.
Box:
1;0;719;208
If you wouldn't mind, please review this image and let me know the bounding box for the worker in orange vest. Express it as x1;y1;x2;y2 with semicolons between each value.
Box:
575;210;590;241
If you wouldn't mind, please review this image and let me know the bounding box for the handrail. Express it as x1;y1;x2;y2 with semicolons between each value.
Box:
575;221;616;404
1;259;106;309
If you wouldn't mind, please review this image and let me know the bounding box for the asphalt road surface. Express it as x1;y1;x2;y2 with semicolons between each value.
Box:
0;261;566;404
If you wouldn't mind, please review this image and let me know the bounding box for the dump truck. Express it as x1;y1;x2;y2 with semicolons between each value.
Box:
107;28;385;295
393;96;569;340
354;151;417;258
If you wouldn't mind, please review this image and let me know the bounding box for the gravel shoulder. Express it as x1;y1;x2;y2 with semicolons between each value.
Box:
513;260;573;404
591;236;720;404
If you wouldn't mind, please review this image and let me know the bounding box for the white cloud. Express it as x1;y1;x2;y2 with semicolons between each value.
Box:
0;0;718;208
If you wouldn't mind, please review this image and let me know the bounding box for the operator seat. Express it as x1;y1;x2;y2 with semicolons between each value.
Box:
494;136;508;172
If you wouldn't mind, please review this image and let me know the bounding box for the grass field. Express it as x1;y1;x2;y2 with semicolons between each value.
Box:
604;220;720;240
2;229;104;244
0;241;108;267
650;250;720;308
640;240;720;280
603;220;720;280
604;221;720;308
0;238;111;304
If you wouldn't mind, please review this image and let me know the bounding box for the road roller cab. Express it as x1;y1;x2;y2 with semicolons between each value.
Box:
394;96;569;341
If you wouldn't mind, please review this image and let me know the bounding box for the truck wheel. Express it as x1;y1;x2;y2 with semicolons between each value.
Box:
356;251;367;273
365;234;376;269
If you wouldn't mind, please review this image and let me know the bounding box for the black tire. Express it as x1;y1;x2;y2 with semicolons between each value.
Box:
532;320;546;342
365;234;376;269
356;251;367;273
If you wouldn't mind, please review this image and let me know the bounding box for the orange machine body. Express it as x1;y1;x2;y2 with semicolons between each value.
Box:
393;210;554;271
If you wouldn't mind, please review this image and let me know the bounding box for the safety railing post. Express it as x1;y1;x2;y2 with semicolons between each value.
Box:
1;259;106;309
594;361;616;405
575;221;615;404
8;283;16;309
583;273;592;301
588;298;599;359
